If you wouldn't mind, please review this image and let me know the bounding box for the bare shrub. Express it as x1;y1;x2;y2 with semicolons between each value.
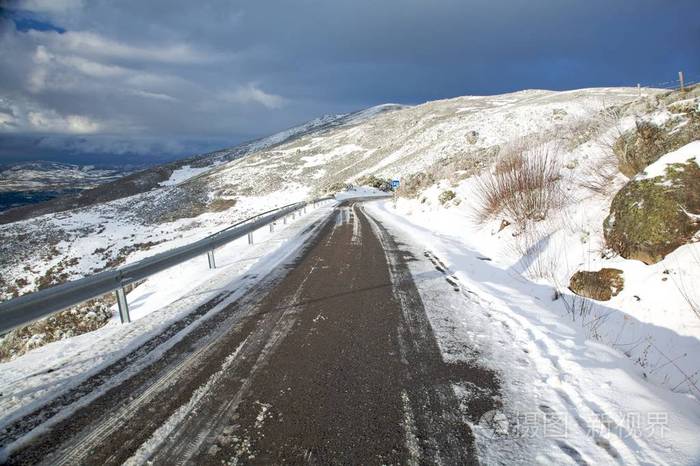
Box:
473;143;565;226
356;174;392;192
570;104;629;195
397;146;499;199
594;104;629;154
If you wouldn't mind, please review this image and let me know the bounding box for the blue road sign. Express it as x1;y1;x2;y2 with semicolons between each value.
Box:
391;179;400;189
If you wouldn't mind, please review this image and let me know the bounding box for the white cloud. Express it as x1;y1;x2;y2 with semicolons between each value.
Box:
27;110;101;134
22;42;188;101
225;84;287;109
28;30;214;64
0;112;15;127
16;0;84;13
130;89;178;102
62;55;129;78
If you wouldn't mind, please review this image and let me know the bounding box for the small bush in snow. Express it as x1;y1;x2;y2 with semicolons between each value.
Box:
438;190;456;205
325;182;348;193
356;175;392;192
473;144;564;226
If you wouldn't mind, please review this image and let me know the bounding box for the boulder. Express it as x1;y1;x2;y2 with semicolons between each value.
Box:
569;268;624;301
604;151;700;264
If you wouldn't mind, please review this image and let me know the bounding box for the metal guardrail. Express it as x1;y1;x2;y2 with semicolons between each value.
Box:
0;197;335;334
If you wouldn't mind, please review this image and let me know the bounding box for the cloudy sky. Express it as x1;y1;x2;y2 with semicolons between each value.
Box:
0;0;698;165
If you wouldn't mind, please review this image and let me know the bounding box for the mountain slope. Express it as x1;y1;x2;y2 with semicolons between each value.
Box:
0;90;640;302
0;105;404;224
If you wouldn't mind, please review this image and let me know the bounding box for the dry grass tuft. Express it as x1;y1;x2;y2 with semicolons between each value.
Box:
473;143;564;226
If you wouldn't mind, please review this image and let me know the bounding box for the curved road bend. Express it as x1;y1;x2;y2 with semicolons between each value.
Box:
6;201;499;465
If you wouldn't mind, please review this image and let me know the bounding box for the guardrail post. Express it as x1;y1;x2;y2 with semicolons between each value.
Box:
248;232;254;245
283;215;287;225
269;222;275;232
115;286;131;324
207;250;216;269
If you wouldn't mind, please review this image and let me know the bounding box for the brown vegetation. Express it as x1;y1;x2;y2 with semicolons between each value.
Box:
473;144;564;226
0;296;114;362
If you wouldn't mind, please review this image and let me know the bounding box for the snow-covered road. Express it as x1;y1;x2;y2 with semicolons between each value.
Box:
2;200;499;465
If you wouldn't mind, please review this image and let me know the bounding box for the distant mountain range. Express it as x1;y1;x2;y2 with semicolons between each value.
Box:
0;106;405;222
0;161;132;193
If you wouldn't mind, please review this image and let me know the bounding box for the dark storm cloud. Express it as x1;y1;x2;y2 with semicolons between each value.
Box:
0;0;698;163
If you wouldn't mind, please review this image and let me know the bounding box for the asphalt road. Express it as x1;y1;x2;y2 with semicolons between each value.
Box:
4;201;499;465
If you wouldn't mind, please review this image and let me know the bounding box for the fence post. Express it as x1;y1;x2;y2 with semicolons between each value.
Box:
116;286;130;324
248;232;254;245
207;250;216;269
679;71;685;91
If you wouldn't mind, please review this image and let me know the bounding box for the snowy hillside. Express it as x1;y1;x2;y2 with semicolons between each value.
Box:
0;89;637;302
2;86;699;382
1;85;700;463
